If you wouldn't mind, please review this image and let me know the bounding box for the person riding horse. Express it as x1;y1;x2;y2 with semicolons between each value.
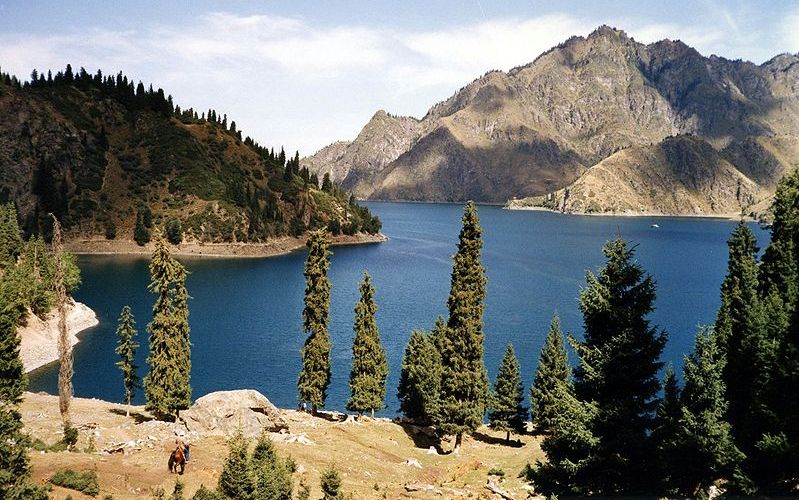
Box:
168;444;186;474
169;431;190;474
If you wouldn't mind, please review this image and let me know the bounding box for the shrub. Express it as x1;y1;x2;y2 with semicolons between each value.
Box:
63;423;79;448
488;467;506;477
165;218;183;244
48;469;100;497
104;221;117;240
189;485;221;500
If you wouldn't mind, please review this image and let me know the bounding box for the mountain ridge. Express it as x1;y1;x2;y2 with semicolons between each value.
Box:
302;25;799;216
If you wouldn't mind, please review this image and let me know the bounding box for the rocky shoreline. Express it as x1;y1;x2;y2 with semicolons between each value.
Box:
18;300;99;373
504;202;753;221
64;232;387;258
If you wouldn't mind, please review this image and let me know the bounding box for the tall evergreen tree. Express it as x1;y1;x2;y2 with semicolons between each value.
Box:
397;325;442;424
346;272;388;417
115;305;140;416
218;431;254;500
715;222;771;460
530;381;598;497
530;314;570;433
251;432;293;500
488;343;527;442
0;203;23;267
754;167;799;493
434;201;489;451
571;238;667;494
321;173;333;193
144;234;192;419
651;365;683;495
298;230;332;412
675;328;744;496
0;263;48;498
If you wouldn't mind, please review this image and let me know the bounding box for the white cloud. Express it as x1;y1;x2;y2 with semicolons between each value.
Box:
0;9;794;154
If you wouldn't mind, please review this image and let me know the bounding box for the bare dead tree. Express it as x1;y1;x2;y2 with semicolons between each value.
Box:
52;216;73;427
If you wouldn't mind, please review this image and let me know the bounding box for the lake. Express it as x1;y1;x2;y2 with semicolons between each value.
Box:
29;203;771;415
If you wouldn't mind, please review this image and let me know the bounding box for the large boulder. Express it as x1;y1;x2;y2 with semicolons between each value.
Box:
181;390;288;438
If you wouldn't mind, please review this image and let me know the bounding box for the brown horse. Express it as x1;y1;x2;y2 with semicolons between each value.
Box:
168;445;186;475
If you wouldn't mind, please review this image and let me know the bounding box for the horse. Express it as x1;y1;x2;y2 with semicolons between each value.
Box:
168;445;186;475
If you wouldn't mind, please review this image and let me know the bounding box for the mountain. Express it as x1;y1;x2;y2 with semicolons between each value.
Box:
0;65;381;243
303;26;799;215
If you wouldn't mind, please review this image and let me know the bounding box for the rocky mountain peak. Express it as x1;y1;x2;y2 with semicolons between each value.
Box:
304;27;799;213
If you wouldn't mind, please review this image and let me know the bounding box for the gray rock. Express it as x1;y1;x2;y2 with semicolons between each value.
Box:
181;390;288;438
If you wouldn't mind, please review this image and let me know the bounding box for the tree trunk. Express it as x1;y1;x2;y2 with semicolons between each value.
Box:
126;394;131;417
506;430;510;443
52;217;72;428
453;433;463;453
371;408;375;418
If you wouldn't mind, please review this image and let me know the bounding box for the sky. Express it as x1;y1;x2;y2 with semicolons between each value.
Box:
1;1;798;155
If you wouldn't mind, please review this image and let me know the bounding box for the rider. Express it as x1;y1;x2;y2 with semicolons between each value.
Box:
175;430;190;463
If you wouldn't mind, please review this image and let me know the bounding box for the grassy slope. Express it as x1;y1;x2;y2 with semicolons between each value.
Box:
22;393;542;499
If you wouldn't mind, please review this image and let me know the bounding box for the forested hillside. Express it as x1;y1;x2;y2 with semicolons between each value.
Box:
0;65;380;244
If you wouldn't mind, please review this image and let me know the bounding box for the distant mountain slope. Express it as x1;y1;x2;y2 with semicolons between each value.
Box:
303;26;799;214
508;135;767;215
0;65;380;242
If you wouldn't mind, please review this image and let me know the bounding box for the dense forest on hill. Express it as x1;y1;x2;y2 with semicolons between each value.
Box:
0;65;380;244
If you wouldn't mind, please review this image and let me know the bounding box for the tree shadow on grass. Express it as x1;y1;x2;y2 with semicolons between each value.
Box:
471;430;525;448
108;408;154;424
398;421;448;454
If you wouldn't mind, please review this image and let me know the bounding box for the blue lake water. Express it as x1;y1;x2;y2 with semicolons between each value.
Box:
29;202;771;415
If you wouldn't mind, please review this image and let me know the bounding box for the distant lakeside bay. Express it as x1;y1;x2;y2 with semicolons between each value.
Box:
29;202;771;415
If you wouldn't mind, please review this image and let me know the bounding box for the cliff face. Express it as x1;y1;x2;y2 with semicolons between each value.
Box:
303;26;799;214
302;110;422;198
0;71;380;243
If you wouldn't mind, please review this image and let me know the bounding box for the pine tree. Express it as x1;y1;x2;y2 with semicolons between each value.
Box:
753;167;799;493
531;314;570;433
321;173;333;192
218;431;254;500
488;343;527;442
651;365;683;495
715;222;770;459
675;328;744;496
134;210;151;246
0;203;23;267
530;381;598;497
346;272;388;417
298;230;332;412
115;305;140;416
0;271;48;498
251;432;292;500
434;201;489;451
320;466;342;499
144;234;192;419
571;238;667;494
397;325;442;424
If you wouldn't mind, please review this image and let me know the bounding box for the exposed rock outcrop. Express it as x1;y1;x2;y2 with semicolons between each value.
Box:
18;300;99;373
181;389;288;438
